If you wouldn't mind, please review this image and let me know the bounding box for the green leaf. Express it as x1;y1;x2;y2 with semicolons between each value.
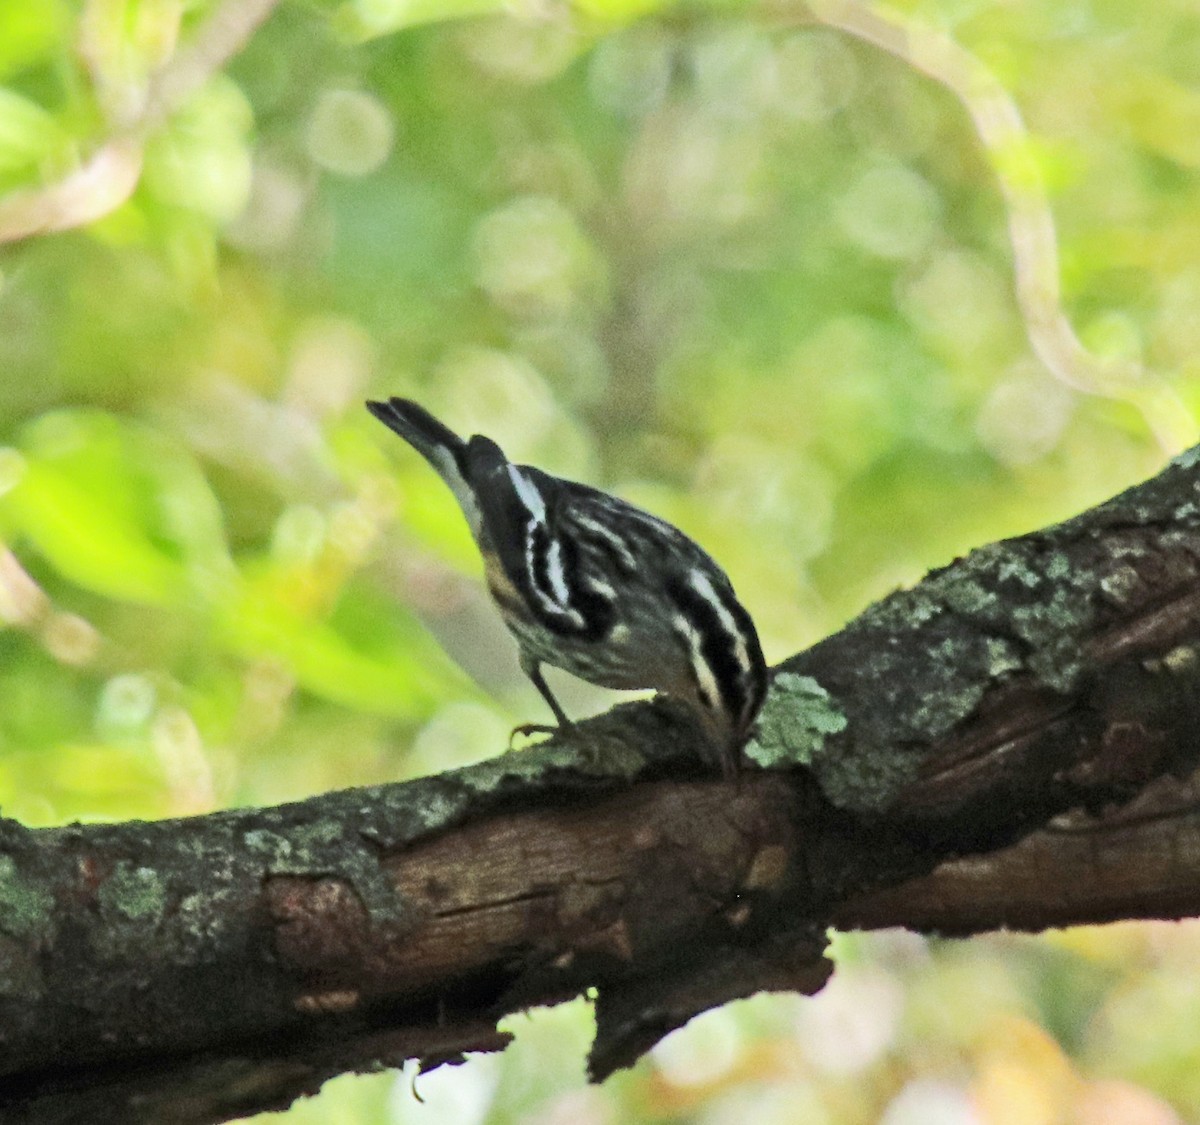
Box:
0;3;69;80
0;88;68;173
3;411;230;606
216;571;466;717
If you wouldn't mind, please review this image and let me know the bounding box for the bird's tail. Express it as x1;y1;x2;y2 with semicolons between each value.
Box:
366;398;482;536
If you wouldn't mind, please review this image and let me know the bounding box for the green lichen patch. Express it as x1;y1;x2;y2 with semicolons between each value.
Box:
99;862;167;922
747;673;848;769
1171;444;1200;471
937;573;1001;617
995;552;1045;590
866;586;944;630
917;537;1096;697
0;855;54;944
244;819;345;871
927;637;996;733
1009;582;1094;693
811;742;923;812
1045;551;1072;581
746;666;924;816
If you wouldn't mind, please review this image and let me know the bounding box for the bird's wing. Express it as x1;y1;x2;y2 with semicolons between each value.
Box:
466;442;613;638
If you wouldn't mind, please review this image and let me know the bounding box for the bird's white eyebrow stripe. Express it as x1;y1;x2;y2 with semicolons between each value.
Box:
507;464;546;521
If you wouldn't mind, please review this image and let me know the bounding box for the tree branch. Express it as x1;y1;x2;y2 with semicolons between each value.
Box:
4;447;1200;1122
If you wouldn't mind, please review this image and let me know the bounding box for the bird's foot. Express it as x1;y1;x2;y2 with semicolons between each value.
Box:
507;722;561;750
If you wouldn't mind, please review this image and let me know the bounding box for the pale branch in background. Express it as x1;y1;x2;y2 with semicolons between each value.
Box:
0;0;280;243
800;0;1195;453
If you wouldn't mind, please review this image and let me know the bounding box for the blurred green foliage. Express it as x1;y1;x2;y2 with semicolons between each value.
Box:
0;0;1198;1120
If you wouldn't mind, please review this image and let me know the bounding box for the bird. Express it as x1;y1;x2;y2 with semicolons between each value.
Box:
366;397;768;777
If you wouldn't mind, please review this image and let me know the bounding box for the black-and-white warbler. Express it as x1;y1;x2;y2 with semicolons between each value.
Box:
367;397;767;776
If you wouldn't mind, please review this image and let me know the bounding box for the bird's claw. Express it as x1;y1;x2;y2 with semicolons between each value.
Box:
508;722;560;750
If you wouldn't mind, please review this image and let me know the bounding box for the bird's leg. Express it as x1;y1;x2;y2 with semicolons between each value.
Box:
522;654;572;725
510;656;574;747
718;739;743;785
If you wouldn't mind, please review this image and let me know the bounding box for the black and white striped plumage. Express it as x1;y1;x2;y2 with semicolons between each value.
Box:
367;397;768;775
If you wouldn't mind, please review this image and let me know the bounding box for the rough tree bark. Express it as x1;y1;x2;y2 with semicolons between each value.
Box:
4;447;1200;1124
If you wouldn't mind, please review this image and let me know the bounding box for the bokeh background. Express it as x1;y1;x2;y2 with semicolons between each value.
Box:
2;0;1200;1121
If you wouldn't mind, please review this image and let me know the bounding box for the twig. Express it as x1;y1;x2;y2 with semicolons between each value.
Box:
0;0;280;244
800;0;1196;453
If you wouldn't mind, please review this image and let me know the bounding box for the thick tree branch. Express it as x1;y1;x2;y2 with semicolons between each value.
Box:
837;772;1200;935
4;448;1200;1123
